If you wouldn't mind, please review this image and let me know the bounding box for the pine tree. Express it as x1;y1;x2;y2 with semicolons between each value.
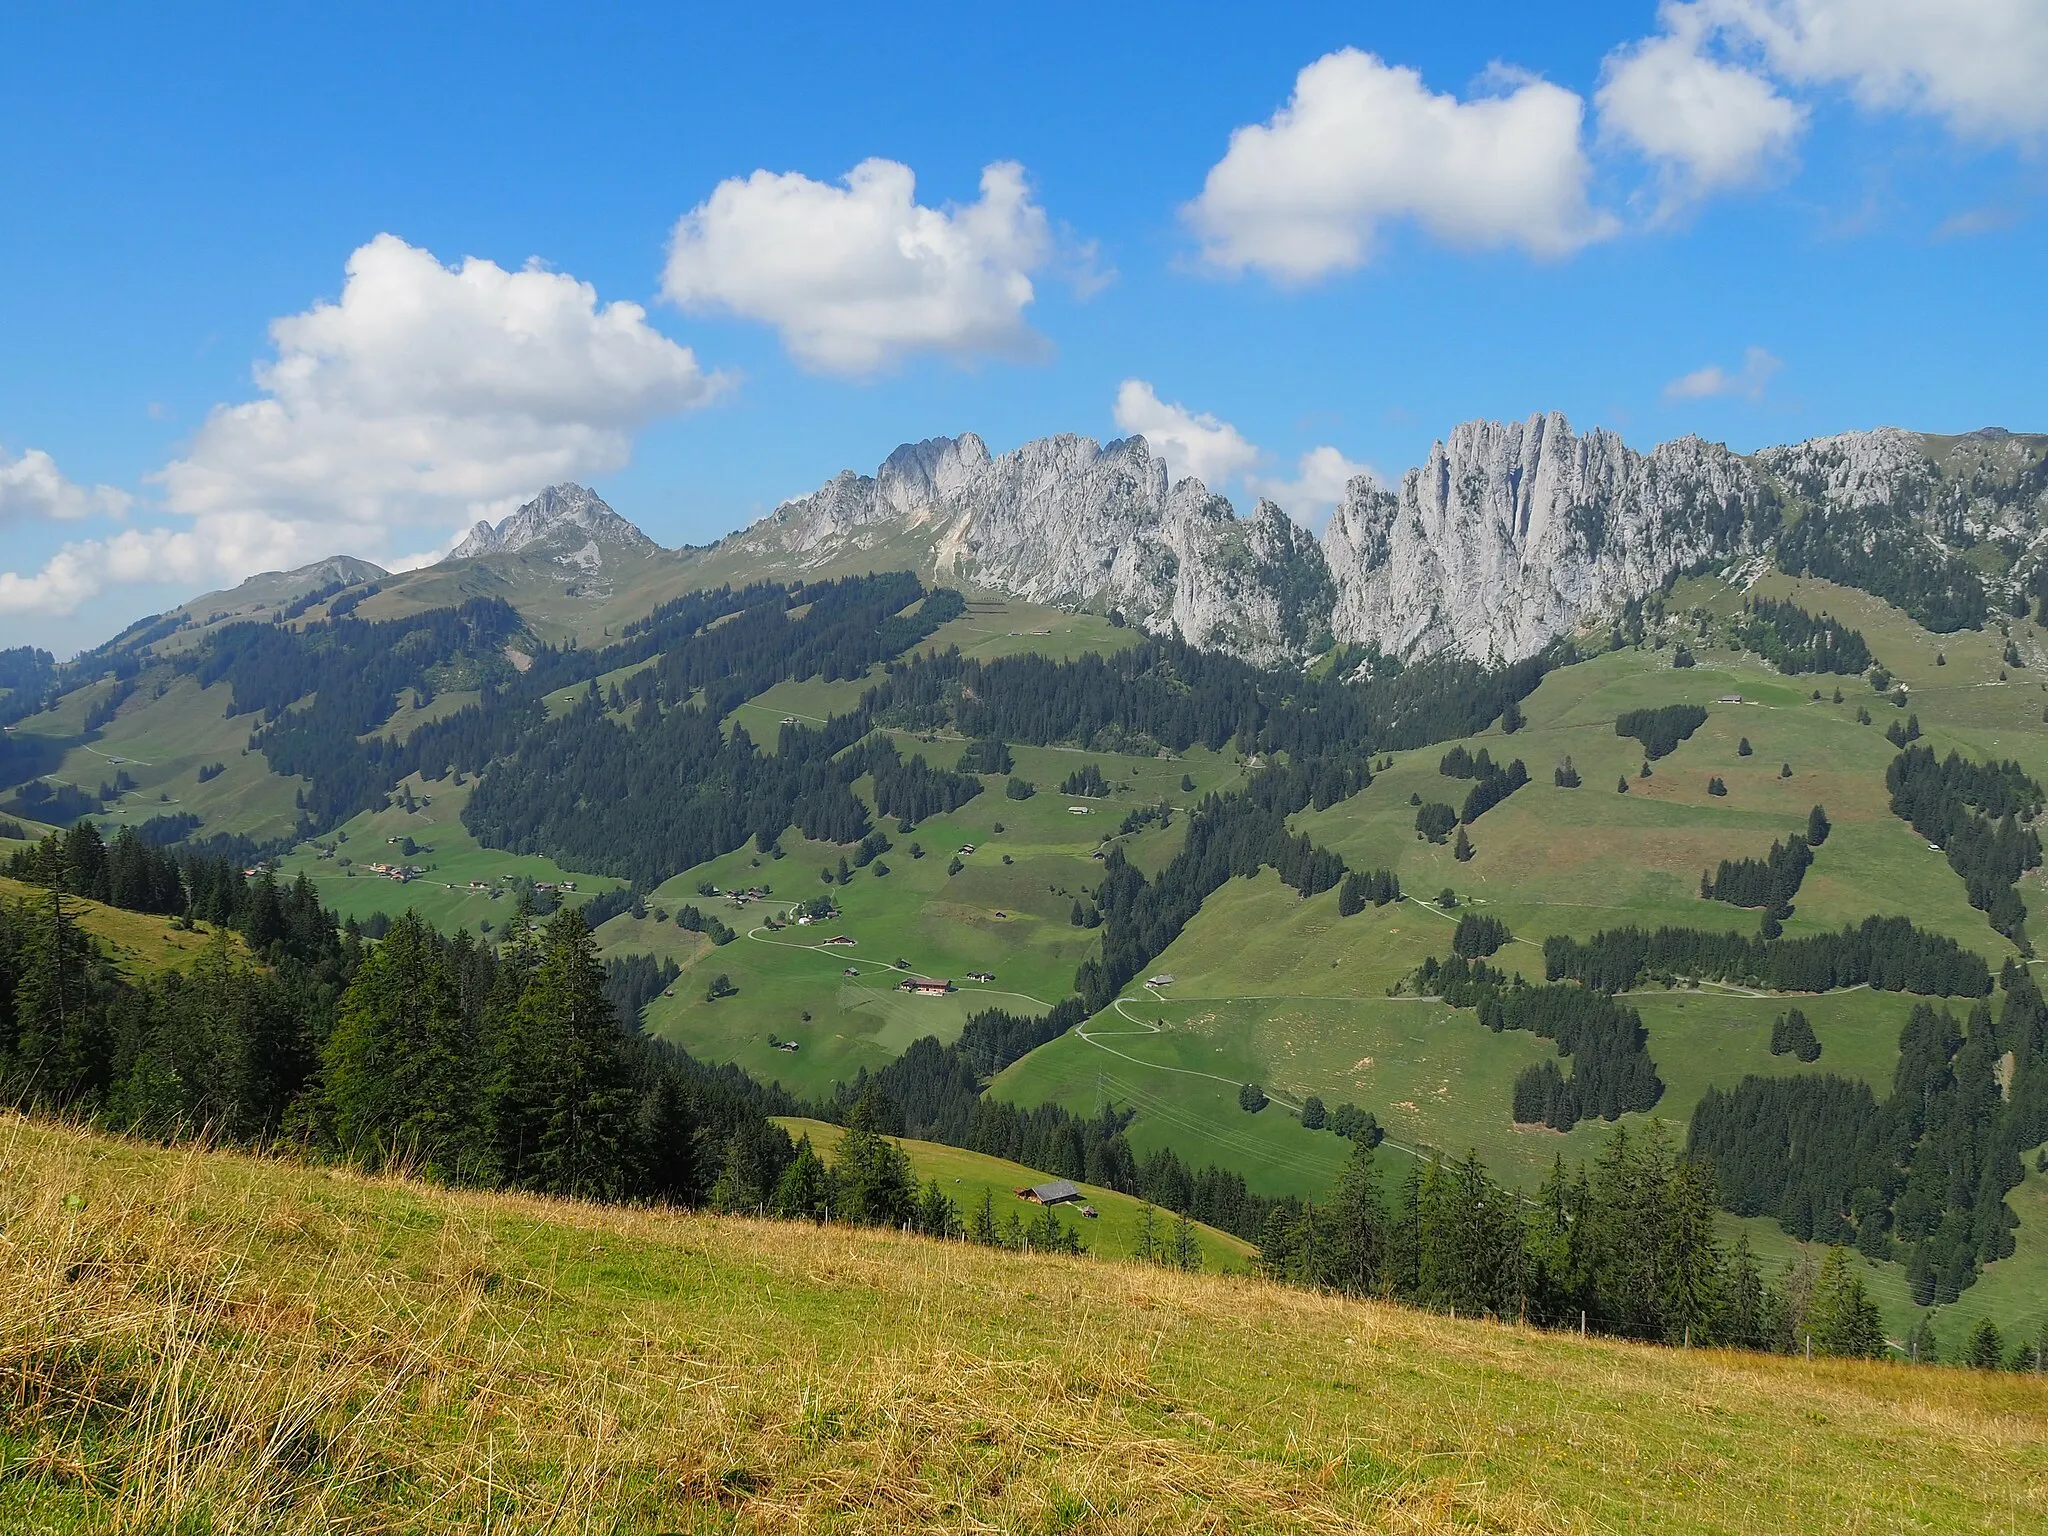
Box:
1964;1317;2005;1369
1907;1314;1938;1365
1453;827;1474;862
1133;1201;1160;1263
1725;1235;1767;1350
772;1134;835;1220
1323;1139;1385;1296
5;888;106;1110
1807;1247;1885;1358
832;1101;916;1226
516;906;635;1198
916;1178;959;1237
325;910;480;1178
1660;1158;1727;1345
970;1186;999;1245
1170;1210;1202;1271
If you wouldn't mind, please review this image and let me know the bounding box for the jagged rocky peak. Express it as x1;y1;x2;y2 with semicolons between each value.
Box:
1324;412;1766;662
452;484;653;561
723;411;2044;672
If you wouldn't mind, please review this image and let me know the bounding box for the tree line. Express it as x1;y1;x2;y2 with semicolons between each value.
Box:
1542;916;1990;997
1413;952;1664;1131
0;878;798;1205
1701;829;1813;917
1256;1124;1887;1357
1886;743;2043;946
1736;597;1876;675
1688;959;2048;1306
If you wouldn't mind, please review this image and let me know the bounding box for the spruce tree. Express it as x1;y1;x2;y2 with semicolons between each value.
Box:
325;910;480;1179
1724;1235;1767;1350
832;1103;915;1226
970;1186;999;1245
916;1178;959;1237
1133;1201;1160;1263
1660;1159;1727;1345
516;906;635;1198
1323;1139;1385;1296
1965;1317;2005;1369
1170;1210;1202;1271
772;1134;835;1220
1807;1247;1885;1358
1907;1314;1938;1365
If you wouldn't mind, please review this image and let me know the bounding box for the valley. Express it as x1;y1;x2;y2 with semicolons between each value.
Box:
7;423;2048;1377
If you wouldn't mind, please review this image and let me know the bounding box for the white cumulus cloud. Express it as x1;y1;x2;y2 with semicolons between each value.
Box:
1664;345;1784;400
0;446;131;525
1249;446;1378;527
1184;49;1617;282
1112;380;1259;488
0;235;723;619
1695;0;2048;143
1598;10;1807;199
663;159;1054;375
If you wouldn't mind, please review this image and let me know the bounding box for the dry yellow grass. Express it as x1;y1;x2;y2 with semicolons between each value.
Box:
1;1112;2044;1534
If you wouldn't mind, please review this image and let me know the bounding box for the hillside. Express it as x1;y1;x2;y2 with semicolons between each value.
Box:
3;1113;2041;1534
0;873;246;975
773;1115;1252;1268
7;416;2048;1365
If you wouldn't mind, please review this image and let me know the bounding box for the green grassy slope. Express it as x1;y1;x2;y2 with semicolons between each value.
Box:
270;772;624;932
631;736;1244;1099
5;1113;2042;1534
0;874;249;977
773;1116;1253;1269
993;579;2048;1341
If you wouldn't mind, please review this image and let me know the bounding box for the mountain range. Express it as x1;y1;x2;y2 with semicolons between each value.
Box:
146;414;2048;670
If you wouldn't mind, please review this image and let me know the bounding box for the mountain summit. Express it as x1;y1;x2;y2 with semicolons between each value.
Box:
723;417;2048;667
451;484;654;563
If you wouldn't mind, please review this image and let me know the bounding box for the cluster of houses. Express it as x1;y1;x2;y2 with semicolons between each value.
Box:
965;970;996;983
364;862;422;883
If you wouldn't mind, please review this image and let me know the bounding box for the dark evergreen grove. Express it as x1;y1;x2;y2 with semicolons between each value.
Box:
1257;1124;1884;1357
1615;704;1709;760
1414;954;1663;1131
1736;597;1876;675
1415;802;1458;843
1701;832;1812;915
1778;504;1989;633
1768;1007;1821;1062
1688;961;2048;1304
1885;744;2043;945
0;885;793;1204
1058;763;1111;798
1337;868;1401;915
1451;913;1510;958
1457;756;1529;824
1542;916;1990;997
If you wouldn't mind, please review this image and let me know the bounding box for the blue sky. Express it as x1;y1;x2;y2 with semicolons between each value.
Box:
2;0;2043;653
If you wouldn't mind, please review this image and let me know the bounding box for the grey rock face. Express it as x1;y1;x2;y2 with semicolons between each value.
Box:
748;433;1335;666
453;484;653;562
722;415;2046;668
1324;413;1766;662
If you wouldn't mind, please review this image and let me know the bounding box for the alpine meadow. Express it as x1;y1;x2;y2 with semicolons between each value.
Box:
5;3;2048;1529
